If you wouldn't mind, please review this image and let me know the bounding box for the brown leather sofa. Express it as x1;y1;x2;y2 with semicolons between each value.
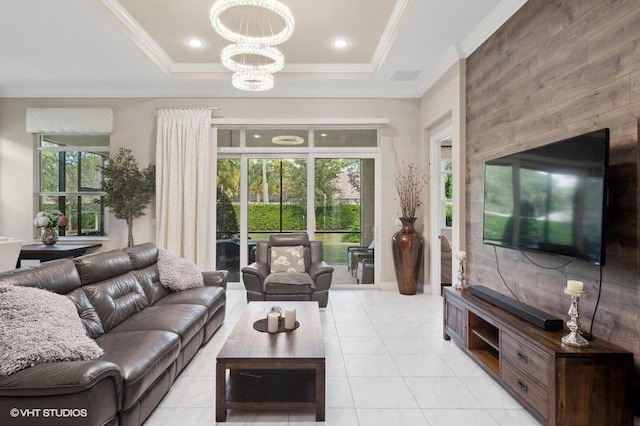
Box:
241;233;333;307
0;243;227;426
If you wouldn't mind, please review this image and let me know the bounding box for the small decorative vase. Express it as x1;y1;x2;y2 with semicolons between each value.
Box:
41;227;59;245
392;217;424;295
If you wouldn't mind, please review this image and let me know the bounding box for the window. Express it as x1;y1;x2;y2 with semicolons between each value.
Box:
314;129;377;148
37;135;109;237
441;159;453;228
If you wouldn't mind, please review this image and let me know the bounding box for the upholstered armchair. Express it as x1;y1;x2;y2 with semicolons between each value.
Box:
241;233;334;308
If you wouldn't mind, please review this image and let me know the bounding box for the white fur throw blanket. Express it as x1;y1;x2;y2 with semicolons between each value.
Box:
0;285;103;376
157;248;204;291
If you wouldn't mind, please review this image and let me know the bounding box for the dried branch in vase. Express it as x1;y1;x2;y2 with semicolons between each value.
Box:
393;162;427;218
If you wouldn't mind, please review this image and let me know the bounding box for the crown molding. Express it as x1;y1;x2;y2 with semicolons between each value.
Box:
93;0;175;75
413;44;461;96
0;83;420;99
370;0;414;73
414;0;528;97
460;0;528;56
283;63;374;73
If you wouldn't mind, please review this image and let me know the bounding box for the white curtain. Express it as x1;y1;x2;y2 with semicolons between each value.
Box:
156;108;216;269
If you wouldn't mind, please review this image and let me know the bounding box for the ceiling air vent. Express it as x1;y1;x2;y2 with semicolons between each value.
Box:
390;70;421;81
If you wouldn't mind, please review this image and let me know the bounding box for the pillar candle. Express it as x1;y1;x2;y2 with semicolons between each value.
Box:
567;280;584;292
267;312;279;333
285;308;297;330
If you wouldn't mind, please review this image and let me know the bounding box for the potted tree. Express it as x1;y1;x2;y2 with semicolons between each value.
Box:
101;148;155;247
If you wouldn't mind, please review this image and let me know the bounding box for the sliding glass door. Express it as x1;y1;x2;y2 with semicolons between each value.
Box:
314;158;375;284
216;127;379;285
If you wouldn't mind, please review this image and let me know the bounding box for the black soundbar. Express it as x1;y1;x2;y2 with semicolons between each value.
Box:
468;285;564;331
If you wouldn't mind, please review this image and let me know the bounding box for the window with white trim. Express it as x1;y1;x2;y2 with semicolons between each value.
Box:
37;135;109;237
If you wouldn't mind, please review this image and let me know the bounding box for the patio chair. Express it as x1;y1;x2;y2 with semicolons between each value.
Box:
346;240;374;275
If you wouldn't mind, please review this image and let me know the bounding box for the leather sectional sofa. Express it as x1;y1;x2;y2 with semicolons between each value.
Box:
0;243;227;426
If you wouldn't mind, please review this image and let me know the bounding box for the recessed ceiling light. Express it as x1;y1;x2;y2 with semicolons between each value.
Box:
320;133;327;137
253;134;261;139
332;38;349;49
187;38;204;48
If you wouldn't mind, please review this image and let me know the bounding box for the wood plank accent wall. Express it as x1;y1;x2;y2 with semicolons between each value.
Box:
466;0;640;376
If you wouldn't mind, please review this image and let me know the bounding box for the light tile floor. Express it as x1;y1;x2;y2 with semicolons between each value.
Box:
145;288;542;426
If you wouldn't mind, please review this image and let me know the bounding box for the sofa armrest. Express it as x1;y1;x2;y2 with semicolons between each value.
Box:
0;361;122;399
309;261;334;281
309;261;333;292
241;262;269;294
202;270;228;290
0;361;122;426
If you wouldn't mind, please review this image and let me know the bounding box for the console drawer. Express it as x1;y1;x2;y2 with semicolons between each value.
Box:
501;331;549;387
502;359;548;419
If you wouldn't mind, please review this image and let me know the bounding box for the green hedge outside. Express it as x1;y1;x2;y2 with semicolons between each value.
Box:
231;202;361;232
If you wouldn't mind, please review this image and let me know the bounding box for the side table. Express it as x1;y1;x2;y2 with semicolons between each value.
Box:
17;243;102;268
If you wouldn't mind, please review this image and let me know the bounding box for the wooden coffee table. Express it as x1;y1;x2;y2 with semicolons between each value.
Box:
215;301;325;422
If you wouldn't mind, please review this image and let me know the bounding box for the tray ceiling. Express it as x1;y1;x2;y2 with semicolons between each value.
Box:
0;0;528;97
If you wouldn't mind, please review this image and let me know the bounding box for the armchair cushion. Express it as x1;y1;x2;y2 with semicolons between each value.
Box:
264;273;314;294
270;246;305;273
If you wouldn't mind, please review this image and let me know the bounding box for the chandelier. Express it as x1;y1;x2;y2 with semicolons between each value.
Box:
221;44;284;73
210;0;294;46
231;70;274;91
271;135;304;145
210;0;294;92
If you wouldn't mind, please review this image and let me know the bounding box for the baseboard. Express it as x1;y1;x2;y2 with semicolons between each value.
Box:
379;281;397;291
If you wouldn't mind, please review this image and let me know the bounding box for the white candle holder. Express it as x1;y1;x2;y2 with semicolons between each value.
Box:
561;288;589;347
454;252;467;290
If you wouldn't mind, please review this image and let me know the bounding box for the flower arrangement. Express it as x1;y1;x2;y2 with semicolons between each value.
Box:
33;210;69;229
393;162;427;218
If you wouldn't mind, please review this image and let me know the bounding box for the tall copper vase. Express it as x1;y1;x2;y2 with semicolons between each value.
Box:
392;217;424;295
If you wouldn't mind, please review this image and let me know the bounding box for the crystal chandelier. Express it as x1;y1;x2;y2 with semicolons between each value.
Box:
271;135;304;145
210;0;294;46
210;0;294;92
232;69;274;91
221;43;284;73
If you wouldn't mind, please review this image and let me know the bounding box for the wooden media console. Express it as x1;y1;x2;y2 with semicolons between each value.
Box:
443;287;633;425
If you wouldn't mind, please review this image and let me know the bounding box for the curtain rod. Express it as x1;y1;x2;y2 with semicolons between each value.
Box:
154;107;221;118
155;107;220;111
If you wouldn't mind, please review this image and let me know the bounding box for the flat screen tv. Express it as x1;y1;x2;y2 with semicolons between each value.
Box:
482;129;609;265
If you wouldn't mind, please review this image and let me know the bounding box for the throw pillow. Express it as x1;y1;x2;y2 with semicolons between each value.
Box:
270;245;305;273
0;285;104;377
157;248;204;291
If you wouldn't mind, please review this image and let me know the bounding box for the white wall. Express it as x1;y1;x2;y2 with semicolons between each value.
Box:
0;97;420;282
419;60;466;291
